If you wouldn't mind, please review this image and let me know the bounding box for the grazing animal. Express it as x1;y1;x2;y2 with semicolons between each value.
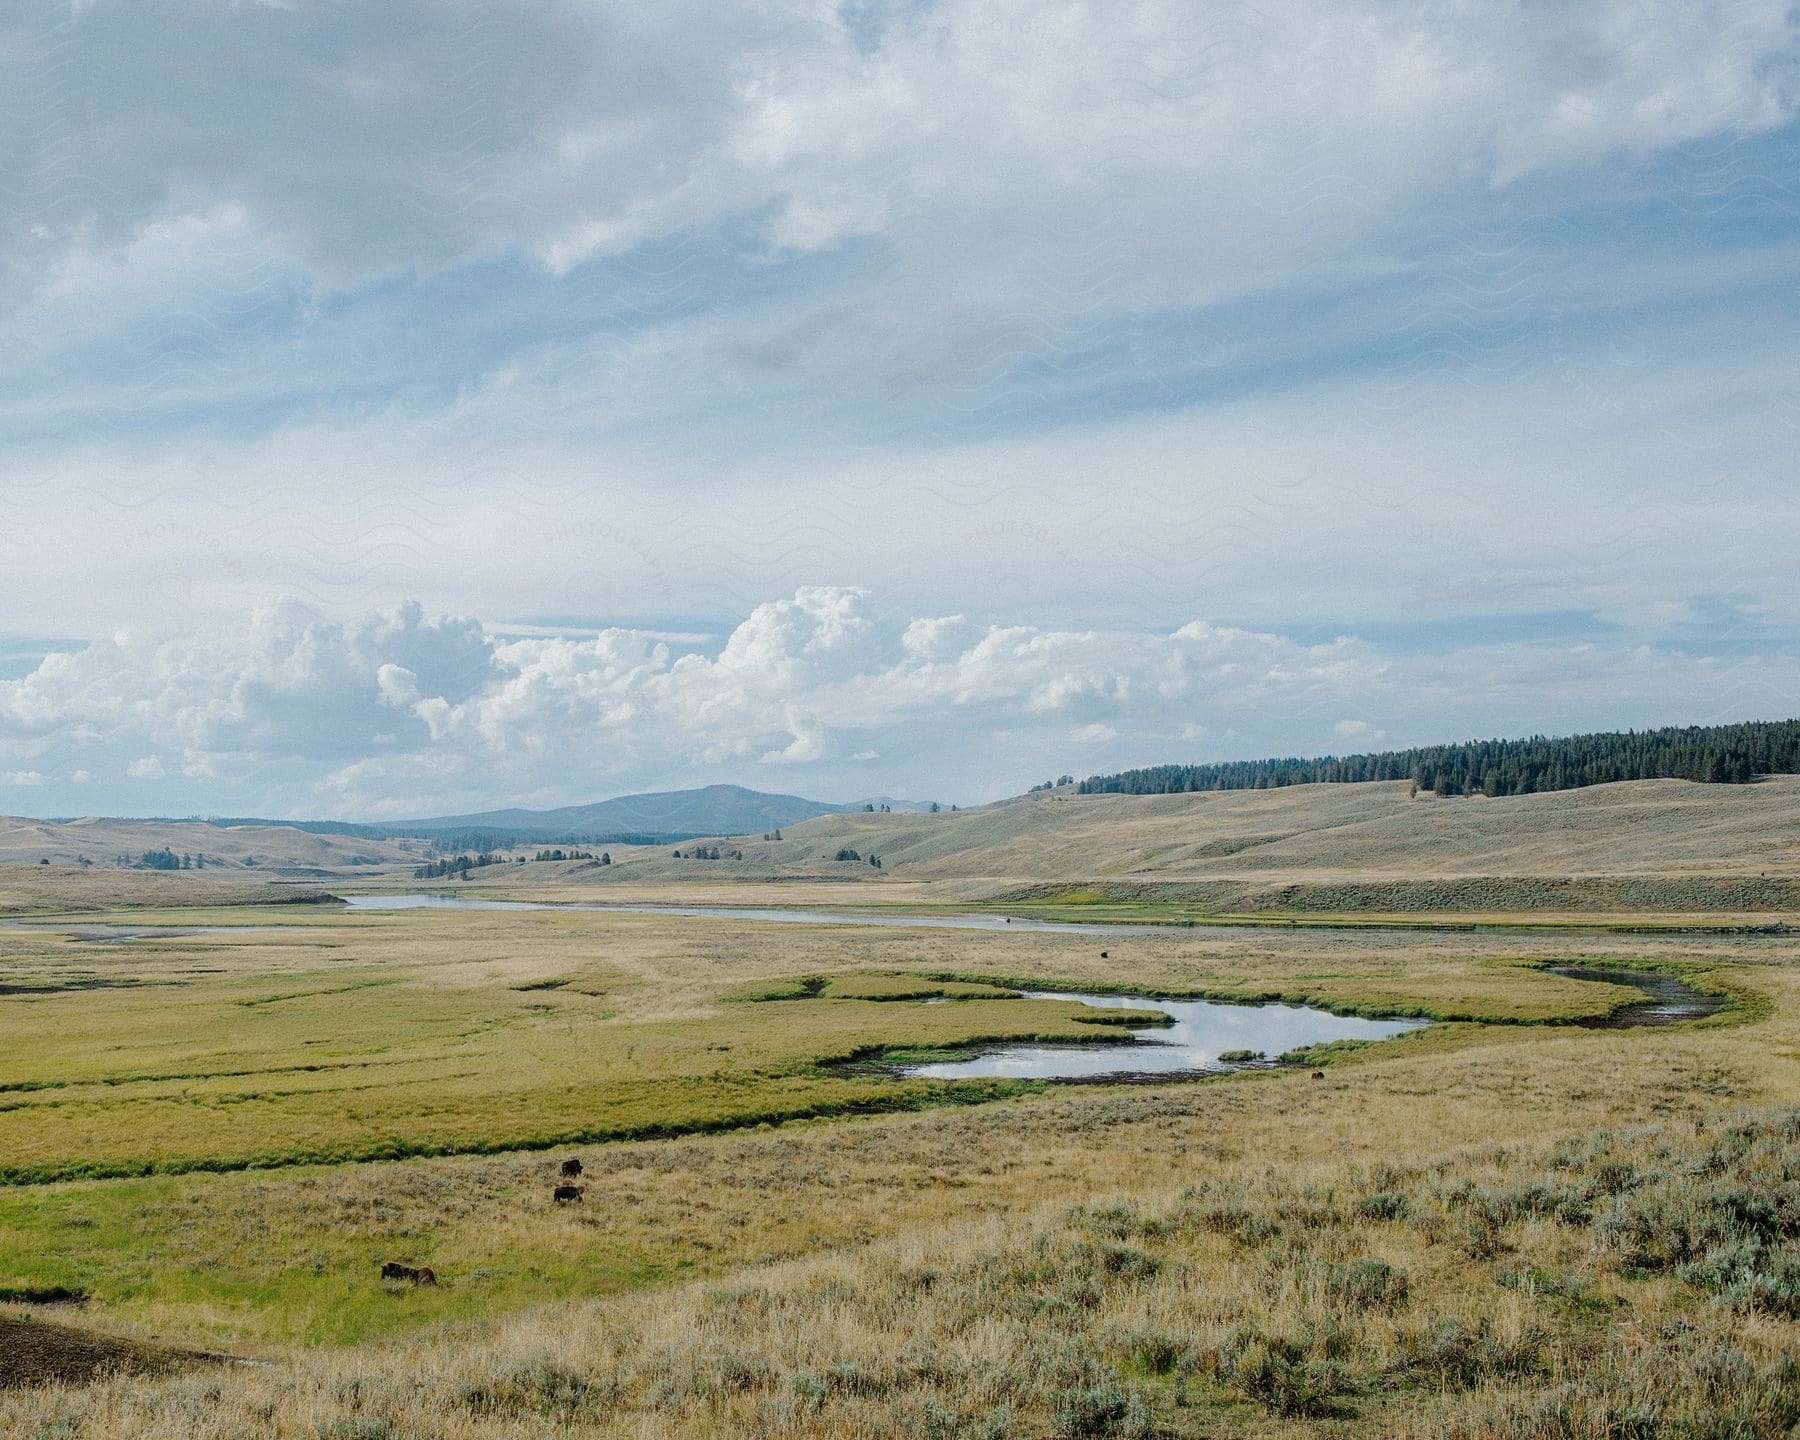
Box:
553;1184;584;1204
1099;951;1108;959
1311;1071;1326;1080
380;1262;436;1286
560;1157;583;1178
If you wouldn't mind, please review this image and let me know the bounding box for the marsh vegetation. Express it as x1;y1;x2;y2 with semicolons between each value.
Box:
0;858;1793;1436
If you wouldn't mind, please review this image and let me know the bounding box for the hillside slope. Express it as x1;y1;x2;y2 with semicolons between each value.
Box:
400;783;880;839
0;815;411;872
555;777;1800;910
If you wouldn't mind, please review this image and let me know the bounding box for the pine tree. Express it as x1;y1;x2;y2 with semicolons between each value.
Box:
1076;719;1800;800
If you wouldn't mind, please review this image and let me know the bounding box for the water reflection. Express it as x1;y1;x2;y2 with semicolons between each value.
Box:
904;990;1428;1080
338;893;1174;932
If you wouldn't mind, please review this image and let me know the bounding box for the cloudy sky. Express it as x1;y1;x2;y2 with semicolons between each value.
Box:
2;0;1798;817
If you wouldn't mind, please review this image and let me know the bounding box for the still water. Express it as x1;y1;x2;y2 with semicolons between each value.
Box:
901;989;1428;1080
336;898;1719;1079
338;893;1177;932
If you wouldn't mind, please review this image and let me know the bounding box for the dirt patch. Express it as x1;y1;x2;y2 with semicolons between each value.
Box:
0;1313;213;1389
0;1284;90;1307
0;977;144;996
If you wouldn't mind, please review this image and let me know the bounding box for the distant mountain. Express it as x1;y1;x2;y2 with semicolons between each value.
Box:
842;797;942;815
393;784;905;842
129;785;946;846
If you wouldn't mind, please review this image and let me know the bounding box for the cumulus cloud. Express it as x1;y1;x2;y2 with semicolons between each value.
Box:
3;588;1797;815
3;0;1795;373
3;0;1797;680
7;601;494;773
0;4;1793;820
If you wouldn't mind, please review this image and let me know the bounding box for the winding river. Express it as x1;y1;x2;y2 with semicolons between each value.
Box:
900;989;1427;1080
338;893;1173;933
335;895;1724;1080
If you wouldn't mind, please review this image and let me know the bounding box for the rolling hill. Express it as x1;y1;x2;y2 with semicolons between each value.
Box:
0;814;411;873
394;784;936;840
10;775;1800;914
552;776;1800;912
0;784;943;879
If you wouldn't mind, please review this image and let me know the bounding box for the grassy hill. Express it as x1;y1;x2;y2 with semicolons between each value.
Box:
0;815;413;874
534;777;1800;913
11;774;1800;913
394;782;858;841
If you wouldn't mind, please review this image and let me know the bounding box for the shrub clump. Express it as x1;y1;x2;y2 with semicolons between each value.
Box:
1593;1131;1800;1316
1388;1317;1544;1389
1325;1258;1410;1313
1424;1329;1800;1439
455;1355;618;1418
1048;1381;1152;1437
1205;1324;1356;1417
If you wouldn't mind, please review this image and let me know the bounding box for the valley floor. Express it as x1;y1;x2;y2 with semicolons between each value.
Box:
0;866;1795;1437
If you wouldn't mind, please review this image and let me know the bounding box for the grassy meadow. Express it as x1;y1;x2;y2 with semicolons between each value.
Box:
463;777;1800;898
0;861;1795;1436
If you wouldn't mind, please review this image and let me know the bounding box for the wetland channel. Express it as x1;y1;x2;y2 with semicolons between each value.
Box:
339;896;1724;1080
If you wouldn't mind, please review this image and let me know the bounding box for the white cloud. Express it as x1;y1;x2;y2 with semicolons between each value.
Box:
0;0;1795;674
3;1;1794;327
0;4;1792;818
3;587;1797;816
0;769;44;786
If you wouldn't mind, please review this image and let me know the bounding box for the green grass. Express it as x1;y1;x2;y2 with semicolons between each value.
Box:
813;974;1022;1001
0;984;1095;1185
9;1105;1797;1432
0;1165;699;1346
3;908;1300;1187
972;894;1800;933
2;889;1790;1364
735;973;1023;1002
918;960;1670;1025
0;904;1747;1189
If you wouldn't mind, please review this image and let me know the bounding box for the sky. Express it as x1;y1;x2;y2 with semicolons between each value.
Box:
2;0;1799;818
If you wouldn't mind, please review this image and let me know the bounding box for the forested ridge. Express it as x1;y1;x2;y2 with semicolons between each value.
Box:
1077;719;1800;799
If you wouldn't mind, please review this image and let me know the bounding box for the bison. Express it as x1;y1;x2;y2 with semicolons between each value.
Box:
553;1184;584;1204
1311;1071;1326;1080
380;1261;436;1286
560;1157;583;1178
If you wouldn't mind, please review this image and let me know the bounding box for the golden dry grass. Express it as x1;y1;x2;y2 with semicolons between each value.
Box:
0;818;411;872
0;859;1795;1435
498;777;1800;893
0;902;1721;1189
3;965;1795;1433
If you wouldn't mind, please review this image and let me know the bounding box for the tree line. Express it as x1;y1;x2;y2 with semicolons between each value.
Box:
413;853;505;879
132;847;208;870
1076;719;1800;800
414;828;690;852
